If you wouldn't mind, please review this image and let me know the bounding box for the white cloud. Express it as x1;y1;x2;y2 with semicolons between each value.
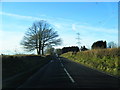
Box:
71;24;118;34
72;24;77;31
53;23;62;30
0;12;45;21
1;11;117;34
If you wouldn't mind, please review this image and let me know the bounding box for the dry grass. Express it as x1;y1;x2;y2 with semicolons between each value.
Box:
61;48;120;77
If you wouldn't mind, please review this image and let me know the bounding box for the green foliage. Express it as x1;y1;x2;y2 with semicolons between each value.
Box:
61;48;120;76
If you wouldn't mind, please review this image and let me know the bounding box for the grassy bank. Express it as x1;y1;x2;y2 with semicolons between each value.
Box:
61;48;120;77
2;55;53;88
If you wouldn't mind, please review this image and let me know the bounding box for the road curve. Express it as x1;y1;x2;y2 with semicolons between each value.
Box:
17;57;119;88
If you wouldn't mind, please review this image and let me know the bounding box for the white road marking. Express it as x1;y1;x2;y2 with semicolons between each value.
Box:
63;68;75;83
51;60;53;62
61;63;64;67
60;60;61;63
60;62;75;83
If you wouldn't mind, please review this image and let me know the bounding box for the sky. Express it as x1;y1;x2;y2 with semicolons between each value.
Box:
0;2;118;55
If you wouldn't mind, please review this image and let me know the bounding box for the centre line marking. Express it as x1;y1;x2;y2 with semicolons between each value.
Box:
63;68;75;83
61;63;64;67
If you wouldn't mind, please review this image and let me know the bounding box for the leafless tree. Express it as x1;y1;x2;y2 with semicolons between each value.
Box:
108;41;117;48
21;20;62;55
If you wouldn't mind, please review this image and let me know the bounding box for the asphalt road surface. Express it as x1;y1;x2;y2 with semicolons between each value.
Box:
18;57;119;88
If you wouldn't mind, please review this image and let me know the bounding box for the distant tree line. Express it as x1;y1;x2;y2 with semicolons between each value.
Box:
92;41;106;49
62;46;79;54
58;40;117;55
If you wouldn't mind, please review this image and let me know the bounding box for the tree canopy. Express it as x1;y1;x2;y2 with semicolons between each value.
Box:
21;20;62;55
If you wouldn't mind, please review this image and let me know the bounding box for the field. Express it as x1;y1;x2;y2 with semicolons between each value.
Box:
2;54;52;88
61;48;120;77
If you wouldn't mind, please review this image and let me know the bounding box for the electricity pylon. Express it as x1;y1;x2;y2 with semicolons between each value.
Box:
76;33;81;48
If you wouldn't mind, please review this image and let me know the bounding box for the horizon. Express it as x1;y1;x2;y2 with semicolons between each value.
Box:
0;2;118;55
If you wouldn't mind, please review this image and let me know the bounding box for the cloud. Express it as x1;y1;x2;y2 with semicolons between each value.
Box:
0;11;45;21
71;23;118;34
53;23;62;29
72;24;77;31
1;11;117;34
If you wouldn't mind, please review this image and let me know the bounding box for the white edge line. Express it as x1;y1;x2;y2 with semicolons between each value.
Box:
63;68;75;83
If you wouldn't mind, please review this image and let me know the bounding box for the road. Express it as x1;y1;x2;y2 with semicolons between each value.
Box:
18;57;119;88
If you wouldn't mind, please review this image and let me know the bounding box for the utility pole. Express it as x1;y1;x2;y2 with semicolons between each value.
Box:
76;33;81;48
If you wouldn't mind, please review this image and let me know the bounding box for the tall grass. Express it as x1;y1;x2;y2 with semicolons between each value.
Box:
61;48;120;77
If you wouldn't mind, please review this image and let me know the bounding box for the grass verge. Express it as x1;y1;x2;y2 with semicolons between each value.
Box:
61;48;120;77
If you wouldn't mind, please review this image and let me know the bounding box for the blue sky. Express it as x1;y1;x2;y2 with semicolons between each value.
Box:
0;2;118;54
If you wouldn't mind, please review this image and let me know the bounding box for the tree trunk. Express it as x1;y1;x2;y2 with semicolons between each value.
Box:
37;48;39;55
38;49;41;55
41;42;45;55
42;47;44;55
38;39;42;55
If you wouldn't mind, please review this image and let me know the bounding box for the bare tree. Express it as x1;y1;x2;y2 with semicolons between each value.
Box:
108;41;117;48
45;46;55;55
21;20;62;55
55;48;62;55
